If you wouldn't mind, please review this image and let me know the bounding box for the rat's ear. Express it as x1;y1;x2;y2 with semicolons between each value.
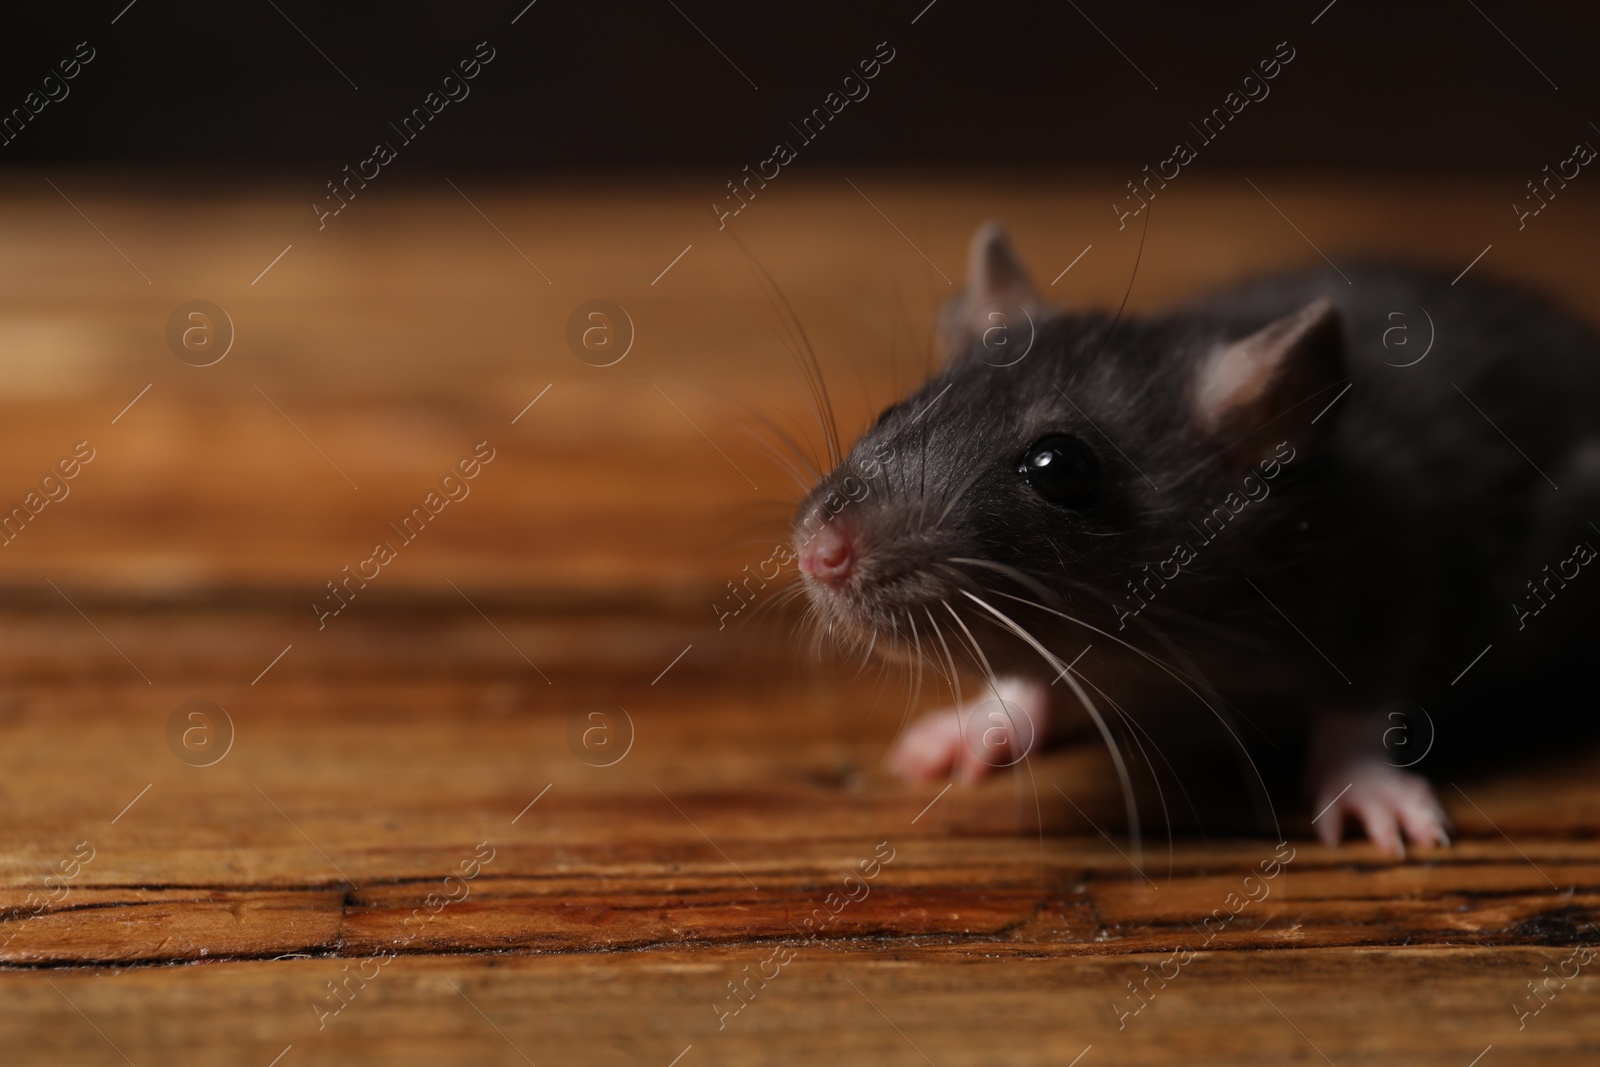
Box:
937;222;1040;362
1192;297;1345;464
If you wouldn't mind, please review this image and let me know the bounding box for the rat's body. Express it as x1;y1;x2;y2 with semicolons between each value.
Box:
792;226;1600;854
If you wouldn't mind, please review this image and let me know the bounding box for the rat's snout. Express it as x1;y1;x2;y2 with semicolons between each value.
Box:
798;521;855;585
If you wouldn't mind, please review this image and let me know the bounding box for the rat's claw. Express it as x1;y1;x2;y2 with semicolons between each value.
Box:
1310;762;1450;856
1352;798;1406;858
1395;789;1452;849
1313;799;1345;849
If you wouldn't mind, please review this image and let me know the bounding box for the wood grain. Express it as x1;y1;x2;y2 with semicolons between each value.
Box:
0;178;1597;1064
4;950;1598;1067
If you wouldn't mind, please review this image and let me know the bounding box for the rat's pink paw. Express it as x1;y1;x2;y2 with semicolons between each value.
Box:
888;680;1047;786
887;707;977;783
1310;762;1450;857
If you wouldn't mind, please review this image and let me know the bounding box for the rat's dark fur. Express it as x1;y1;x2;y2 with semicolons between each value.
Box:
794;258;1600;801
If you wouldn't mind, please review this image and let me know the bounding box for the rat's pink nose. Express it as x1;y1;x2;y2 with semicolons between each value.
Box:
798;523;855;585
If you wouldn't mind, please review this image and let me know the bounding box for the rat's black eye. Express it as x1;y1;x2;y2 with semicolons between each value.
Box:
1019;434;1098;507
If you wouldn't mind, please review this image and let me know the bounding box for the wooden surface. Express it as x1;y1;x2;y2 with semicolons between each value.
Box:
1;174;1598;1065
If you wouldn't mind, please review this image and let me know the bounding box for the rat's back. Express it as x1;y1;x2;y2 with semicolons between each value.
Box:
1205;264;1600;681
1204;265;1600;461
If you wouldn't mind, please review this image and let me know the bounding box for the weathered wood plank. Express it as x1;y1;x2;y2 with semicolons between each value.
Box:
1;180;1598;1063
3;658;1598;968
5;851;1599;967
2;948;1596;1066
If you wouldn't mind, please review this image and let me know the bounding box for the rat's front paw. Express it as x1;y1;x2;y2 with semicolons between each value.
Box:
887;679;1048;785
1309;761;1451;857
887;707;974;783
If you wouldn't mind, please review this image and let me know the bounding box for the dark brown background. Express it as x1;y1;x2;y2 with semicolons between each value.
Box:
4;1;1596;172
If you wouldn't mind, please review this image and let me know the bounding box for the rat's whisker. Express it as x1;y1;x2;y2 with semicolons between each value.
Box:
941;597;1008;792
1137;600;1275;651
990;588;1282;844
1070;666;1181;878
1122;608;1291;826
791;598;817;645
704;380;823;486
766;403;828;487
858;620;881;671
755;406;824;482
787;600;819;676
867;639;896;715
813;610;831;661
907;609;951;688
924;605;964;712
696;367;826;482
947;556;1062;608
723;568;803;627
1112;702;1173;882
904;609;926;719
1123;609;1214;695
749;579;808;627
1084;196;1152;369
730;232;842;467
1106;679;1211;857
1017;745;1051;897
941;600;1005;707
737;425;815;493
960;589;1143;866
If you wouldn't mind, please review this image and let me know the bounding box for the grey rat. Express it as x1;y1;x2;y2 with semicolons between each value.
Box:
791;223;1600;855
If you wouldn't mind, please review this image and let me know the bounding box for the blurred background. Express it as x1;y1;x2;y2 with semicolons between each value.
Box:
2;0;1597;610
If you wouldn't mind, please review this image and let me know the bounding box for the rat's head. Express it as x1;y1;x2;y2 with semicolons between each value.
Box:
792;223;1345;671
